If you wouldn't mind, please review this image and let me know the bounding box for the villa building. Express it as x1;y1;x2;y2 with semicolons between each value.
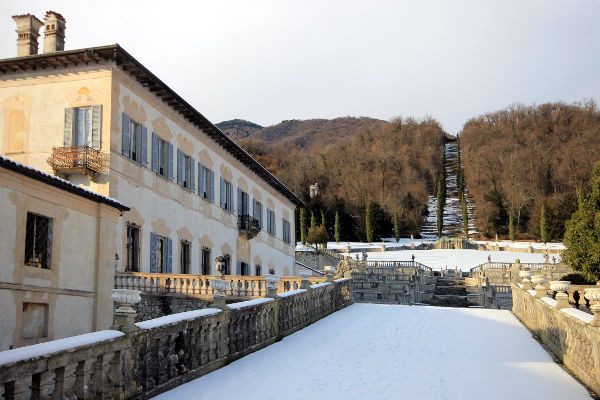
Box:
0;13;302;284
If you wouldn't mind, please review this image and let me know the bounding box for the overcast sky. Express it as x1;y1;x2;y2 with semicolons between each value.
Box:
2;0;599;133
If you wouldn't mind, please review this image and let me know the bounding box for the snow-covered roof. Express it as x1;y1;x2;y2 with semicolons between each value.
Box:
0;155;129;212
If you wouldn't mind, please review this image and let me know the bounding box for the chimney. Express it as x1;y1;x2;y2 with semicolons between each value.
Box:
43;11;66;53
12;14;44;57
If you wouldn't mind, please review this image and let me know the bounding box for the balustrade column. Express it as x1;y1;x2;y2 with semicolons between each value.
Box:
50;366;65;400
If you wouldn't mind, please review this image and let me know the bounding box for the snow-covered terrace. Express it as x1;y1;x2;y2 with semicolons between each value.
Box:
154;303;590;400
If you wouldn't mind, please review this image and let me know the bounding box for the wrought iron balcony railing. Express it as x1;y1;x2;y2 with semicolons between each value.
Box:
238;215;261;237
47;145;109;174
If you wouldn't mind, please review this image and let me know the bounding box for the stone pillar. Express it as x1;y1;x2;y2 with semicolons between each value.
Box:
265;275;280;298
299;269;312;290
111;289;141;333
550;281;571;309
324;266;335;283
531;275;547;298
511;259;521;285
584;288;600;327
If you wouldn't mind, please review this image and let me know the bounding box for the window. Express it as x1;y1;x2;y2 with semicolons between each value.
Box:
198;163;214;201
282;219;291;243
253;200;263;228
64;105;102;149
22;303;48;339
237;189;249;216
222;255;231;275
177;149;195;191
201;247;211;275
237;261;250;276
266;208;276;235
126;223;140;272
255;264;262;276
151;133;173;179
24;212;52;269
180;240;191;274
220;178;234;212
150;233;172;273
121;113;148;166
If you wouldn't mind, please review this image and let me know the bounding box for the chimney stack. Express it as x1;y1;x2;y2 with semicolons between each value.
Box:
12;14;43;57
43;11;66;54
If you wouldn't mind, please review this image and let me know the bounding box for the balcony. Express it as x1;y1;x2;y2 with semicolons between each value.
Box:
238;215;260;238
47;145;109;176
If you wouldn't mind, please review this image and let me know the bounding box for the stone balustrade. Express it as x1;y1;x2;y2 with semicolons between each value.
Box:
114;272;327;300
0;279;353;399
512;284;600;394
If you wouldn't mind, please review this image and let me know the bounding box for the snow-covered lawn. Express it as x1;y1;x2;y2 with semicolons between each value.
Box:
153;304;590;400
351;249;558;271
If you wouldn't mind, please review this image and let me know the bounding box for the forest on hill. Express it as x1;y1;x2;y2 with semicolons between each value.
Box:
217;116;446;240
460;100;600;241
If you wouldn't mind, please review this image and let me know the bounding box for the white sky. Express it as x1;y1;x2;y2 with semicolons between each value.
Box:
2;0;599;134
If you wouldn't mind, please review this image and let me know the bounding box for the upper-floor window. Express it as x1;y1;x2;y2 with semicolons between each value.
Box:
201;247;211;275
253;200;263;228
237;189;249;216
64;105;102;149
121;113;148;166
151;133;173;179
150;233;172;273
282;219;291;243
255;264;262;276
220;178;234;212
180;240;191;274
198;163;214;202
24;212;53;269
177;149;195;191
126;222;140;272
266;208;276;235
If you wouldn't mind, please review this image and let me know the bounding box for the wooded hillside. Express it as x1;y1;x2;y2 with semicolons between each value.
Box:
460;100;600;240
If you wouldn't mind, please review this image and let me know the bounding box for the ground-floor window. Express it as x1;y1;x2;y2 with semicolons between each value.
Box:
201;247;211;275
126;223;140;272
180;240;191;274
255;264;262;276
150;233;172;273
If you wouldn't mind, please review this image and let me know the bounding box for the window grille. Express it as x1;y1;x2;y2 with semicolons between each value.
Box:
24;213;52;269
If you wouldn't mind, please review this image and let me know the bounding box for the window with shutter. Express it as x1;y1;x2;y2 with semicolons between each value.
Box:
64;108;74;147
122;113;146;165
198;162;205;197
210;171;215;202
90;104;102;150
168;143;174;180
121;113;130;156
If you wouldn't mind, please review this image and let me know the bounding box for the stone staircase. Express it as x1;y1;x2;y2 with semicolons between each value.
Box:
424;276;469;308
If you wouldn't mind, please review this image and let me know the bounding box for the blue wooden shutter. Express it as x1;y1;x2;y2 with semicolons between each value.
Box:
91;105;102;150
220;177;225;208
176;149;183;185
282;218;285;240
236;260;242;275
237;188;242;215
229;185;234;213
121;113;130;156
267;209;271;234
141;126;148;166
151;133;159;173
166;237;173;273
64;108;74;147
198;162;205;196
190;157;196;192
252;199;257;219
259;203;263;228
210;170;215;202
273;212;276;235
150;233;157;273
168;143;174;180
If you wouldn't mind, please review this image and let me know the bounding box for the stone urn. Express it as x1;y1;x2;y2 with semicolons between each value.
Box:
531;275;547;298
519;270;532;290
111;289;141;333
324;265;335;283
299;268;312;289
210;278;231;310
265;275;280;298
584;288;600;327
549;281;571;309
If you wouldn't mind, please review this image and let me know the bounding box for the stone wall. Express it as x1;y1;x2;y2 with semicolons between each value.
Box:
132;294;210;322
512;284;600;394
351;267;435;305
0;279;353;400
295;251;342;270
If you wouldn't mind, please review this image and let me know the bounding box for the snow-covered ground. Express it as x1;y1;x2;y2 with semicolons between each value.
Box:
153;304;590;400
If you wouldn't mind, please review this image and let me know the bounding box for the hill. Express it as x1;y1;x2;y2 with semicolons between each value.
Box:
216;119;263;140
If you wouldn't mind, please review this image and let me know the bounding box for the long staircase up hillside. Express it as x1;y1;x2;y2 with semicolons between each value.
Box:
420;140;477;239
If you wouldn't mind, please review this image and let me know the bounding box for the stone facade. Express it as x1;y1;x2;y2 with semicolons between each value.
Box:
0;156;127;350
0;279;353;399
512;284;600;394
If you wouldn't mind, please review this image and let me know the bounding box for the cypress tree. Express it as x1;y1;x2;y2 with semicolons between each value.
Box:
394;212;400;243
300;208;307;245
540;204;548;244
321;210;326;229
563;161;600;281
509;212;515;241
365;203;373;243
334;210;341;243
437;177;445;238
310;211;317;230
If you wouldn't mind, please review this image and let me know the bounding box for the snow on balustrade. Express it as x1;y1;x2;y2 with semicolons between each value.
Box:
135;308;222;329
